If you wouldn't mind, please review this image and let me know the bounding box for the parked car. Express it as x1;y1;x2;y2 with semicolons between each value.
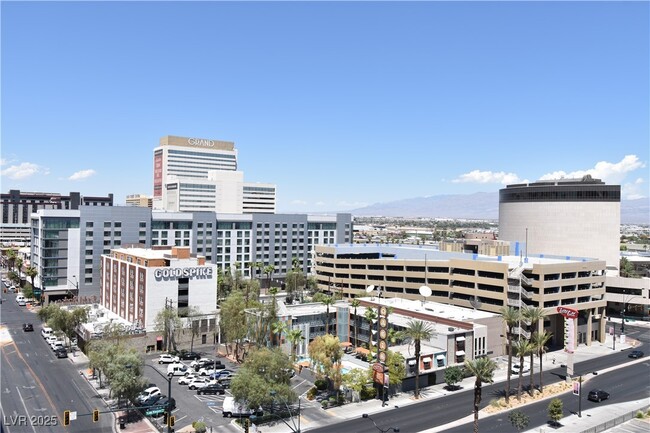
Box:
222;396;263;418
178;374;199;385
187;378;210;390
41;327;53;338
197;383;225;395
179;351;202;360
139;393;164;407
511;363;530;374
190;358;213;369
157;354;180;364
50;341;65;352
209;369;234;380
587;389;610;402
628;350;644;359
22;323;34;332
45;335;58;345
54;348;68;359
136;387;161;404
217;377;232;389
154;396;176;411
166;363;188;376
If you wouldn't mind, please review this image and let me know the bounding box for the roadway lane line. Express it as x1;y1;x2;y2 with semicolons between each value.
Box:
15;386;37;433
4;341;58;415
292;379;308;389
1;347;17;372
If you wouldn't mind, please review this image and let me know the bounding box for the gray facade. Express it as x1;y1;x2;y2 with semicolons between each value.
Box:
31;206;352;300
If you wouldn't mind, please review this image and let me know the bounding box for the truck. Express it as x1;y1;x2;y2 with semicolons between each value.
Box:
221;396;262;418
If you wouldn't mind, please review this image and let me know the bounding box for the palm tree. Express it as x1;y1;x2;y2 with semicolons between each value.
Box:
25;266;38;301
350;299;361;347
512;338;535;401
523;306;546;392
531;331;552;393
271;320;288;348
6;249;17;273
263;265;275;293
464;357;497;433
500;306;520;404
398;319;435;399
363;307;377;351
322;296;334;334
286;328;304;362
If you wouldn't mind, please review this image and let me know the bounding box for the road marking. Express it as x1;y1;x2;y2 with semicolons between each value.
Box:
15;387;37;433
292;379;308;390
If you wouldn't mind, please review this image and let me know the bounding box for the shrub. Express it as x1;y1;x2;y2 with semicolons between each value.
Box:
360;386;377;401
635;410;645;419
321;400;329;409
306;386;317;400
192;420;207;433
314;379;328;390
489;399;502;408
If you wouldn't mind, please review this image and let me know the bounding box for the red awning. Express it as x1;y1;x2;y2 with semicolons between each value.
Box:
156;336;163;341
340;342;352;347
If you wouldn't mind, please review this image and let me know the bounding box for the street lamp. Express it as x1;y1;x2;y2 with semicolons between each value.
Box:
256;390;300;433
362;414;400;433
621;295;645;334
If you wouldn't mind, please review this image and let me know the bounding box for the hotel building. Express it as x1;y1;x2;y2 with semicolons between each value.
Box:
152;135;276;214
30;206;352;302
498;176;620;274
312;244;607;348
100;246;217;331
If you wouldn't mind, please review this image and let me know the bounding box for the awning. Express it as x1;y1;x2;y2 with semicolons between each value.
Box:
297;360;310;367
156;336;163;341
340;342;352;347
456;336;466;342
422;357;432;363
408;359;417;365
355;347;370;355
436;354;446;360
456;350;466;356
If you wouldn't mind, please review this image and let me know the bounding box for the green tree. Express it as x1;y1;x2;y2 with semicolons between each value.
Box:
105;348;145;406
220;291;247;361
230;347;295;410
6;249;17;273
531;331;552;392
321;295;334;334
548;398;563;426
363;308;378;350
398;319;435;399
522;306;546;393
286;328;304;363
342;367;372;401
25;266;39;301
620;257;638;278
464;357;497;433
22;285;34;300
508;410;530;432
444;365;464;390
154;305;183;353
263;265;275;292
500;306;521;404
308;334;344;392
350;299;361;347
512;338;535;401
384;349;406;389
182;306;203;352
271;320;288;348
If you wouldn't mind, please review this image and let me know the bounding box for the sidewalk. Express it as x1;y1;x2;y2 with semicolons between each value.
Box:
72;351;159;433
255;323;649;433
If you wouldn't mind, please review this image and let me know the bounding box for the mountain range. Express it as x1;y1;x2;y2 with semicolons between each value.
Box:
348;192;649;225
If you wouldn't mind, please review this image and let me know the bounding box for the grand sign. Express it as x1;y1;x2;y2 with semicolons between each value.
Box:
188;137;215;147
154;267;213;281
557;306;579;319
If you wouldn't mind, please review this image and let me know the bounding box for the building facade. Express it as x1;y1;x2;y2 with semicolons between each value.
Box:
498;177;620;274
313;244;607;348
100;246;217;331
1;190;113;246
126;194;153;208
152;135;276;214
30;206;352;301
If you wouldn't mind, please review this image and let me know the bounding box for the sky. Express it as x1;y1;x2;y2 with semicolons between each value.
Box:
1;1;648;213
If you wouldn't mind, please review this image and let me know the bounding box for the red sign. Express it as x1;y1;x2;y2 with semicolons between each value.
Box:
557;306;579;319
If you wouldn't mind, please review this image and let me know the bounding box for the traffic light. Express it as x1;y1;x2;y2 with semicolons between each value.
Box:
243;418;249;433
63;410;70;426
163;413;168;425
169;415;175;427
92;409;99;423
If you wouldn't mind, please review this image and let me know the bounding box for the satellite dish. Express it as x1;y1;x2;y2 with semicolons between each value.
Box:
419;285;432;297
470;296;482;309
366;285;375;293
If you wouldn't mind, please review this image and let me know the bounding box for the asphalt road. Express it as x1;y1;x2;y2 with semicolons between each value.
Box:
306;331;649;433
1;293;112;433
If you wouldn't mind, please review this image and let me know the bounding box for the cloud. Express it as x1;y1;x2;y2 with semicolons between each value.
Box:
539;155;645;185
315;201;326;206
0;162;45;180
291;199;308;205
69;169;96;181
622;177;647;200
452;170;523;185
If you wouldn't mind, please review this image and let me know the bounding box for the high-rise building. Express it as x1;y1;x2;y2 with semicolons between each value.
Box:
498;176;620;274
30;206;352;302
152;135;276;213
125;194;153;208
1;189;113;246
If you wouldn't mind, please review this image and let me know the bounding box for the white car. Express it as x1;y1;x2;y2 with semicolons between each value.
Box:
198;367;217;376
511;363;530;374
45;335;58;345
157;354;180;364
178;374;199;385
50;340;65;351
187;377;210;390
136;386;161;403
190;358;213;369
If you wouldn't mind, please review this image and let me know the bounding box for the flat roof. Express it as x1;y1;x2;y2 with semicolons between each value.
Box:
109;247;170;260
362;296;497;321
